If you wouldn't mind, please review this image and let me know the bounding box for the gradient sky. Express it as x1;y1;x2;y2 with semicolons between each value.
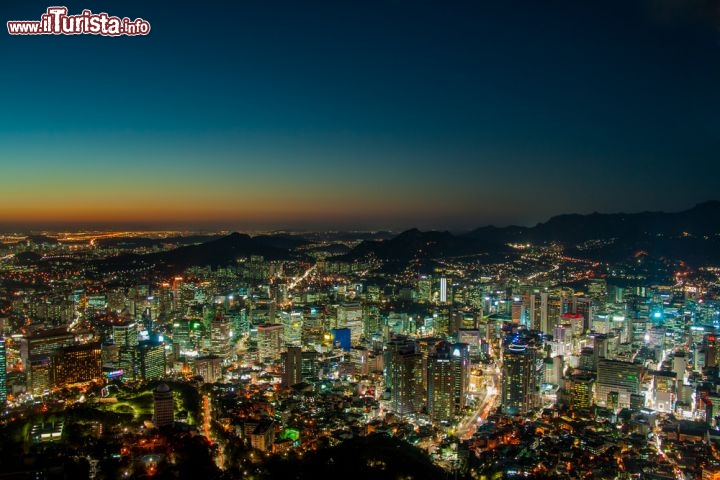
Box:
1;0;719;230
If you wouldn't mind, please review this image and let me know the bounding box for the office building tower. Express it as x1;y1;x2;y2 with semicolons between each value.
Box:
330;327;351;351
301;350;320;382
501;343;538;415
210;316;232;358
596;359;642;409
153;383;174;427
279;311;303;348
29;356;52;394
194;355;222;383
52;343;102;387
113;322;138;348
281;346;303;387
336;303;363;345
511;300;524;326
417;276;432;303
569;373;595;409
138;340;166;380
257;323;283;363
385;338;423;416
705;333;719;369
564;296;592;334
543;354;564;387
427;342;455;421
20;328;75;394
439;277;448;304
651;371;676;413
427;342;470;420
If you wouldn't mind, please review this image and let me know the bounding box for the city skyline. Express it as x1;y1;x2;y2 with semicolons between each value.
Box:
3;0;720;230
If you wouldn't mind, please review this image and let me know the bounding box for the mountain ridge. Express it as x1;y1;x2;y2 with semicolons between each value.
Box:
338;201;720;268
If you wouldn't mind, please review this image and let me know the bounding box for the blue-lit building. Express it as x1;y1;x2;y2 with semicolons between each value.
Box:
331;327;351;351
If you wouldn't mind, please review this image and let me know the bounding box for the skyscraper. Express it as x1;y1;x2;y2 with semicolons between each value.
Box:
426;341;469;421
281;346;302;387
52;343;103;387
427;342;455;420
596;359;642;409
20;328;75;394
210;316;232;358
153;383;174;427
439;278;448;304
336;303;363;345
501;343;538;415
279;311;303;347
385;338;423;416
113;322;138;348
138;340;166;381
257;323;283;363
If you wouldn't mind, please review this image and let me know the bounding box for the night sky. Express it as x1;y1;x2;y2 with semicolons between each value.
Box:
2;0;719;231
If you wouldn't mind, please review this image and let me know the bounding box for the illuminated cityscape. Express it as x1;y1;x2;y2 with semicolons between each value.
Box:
2;1;720;479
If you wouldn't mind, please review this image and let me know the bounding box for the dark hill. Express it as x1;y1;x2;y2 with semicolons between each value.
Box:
262;433;445;480
338;201;720;269
337;228;510;269
95;232;305;274
251;233;310;250
465;201;720;245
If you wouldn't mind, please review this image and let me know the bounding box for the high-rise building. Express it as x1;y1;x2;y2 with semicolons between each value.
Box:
113;322;138;348
501;343;538;415
336;303;363;345
257;324;283;363
138;340;166;380
417;276;432;303
596;359;642;409
281;346;302;387
29;356;52;394
20;328;75;394
511;300;525;326
279;311;303;347
210;316;232;358
153;383;174;427
427;342;455;421
568;373;594;409
52;343;103;387
118;346;138;381
564;297;592;334
651;371;676;413
426;341;469;420
330;327;351;351
439;278;448;304
450;343;470;413
194;355;222;383
385;338;423;416
301;350;320;382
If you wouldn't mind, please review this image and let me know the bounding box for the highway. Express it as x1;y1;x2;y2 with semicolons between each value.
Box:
457;368;500;440
288;264;316;290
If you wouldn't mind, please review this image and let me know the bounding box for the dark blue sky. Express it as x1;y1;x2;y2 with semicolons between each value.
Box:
1;0;719;230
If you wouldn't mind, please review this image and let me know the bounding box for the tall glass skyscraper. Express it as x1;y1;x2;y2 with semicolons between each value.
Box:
501;343;538;415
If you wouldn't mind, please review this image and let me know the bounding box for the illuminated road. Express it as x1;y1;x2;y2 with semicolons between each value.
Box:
288;264;316;290
526;264;560;281
457;369;500;440
458;392;498;440
653;433;686;480
203;394;225;469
